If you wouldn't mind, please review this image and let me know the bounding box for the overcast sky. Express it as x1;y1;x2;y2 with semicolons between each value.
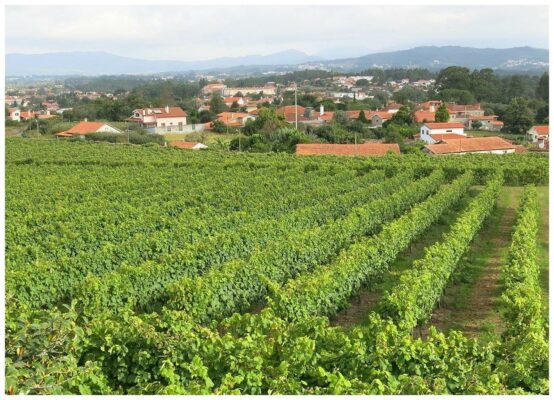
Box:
6;5;549;61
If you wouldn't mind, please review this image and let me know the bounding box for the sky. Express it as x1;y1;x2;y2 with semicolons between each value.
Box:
5;5;549;61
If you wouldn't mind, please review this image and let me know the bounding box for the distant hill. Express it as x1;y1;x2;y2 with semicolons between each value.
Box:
318;46;549;72
6;46;548;76
5;50;321;76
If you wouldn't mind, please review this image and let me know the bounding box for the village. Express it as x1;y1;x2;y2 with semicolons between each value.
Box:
5;70;549;156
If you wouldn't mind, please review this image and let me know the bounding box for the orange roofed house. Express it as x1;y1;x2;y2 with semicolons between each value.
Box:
127;106;188;134
423;136;517;155
55;120;121;138
169;141;208;150
296;142;400;157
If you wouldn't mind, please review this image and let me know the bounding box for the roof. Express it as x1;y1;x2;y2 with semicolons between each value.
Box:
318;111;334;121
424;122;465;129
430;133;468;141
413;111;436;123
296;142;401;156
61;121;108;135
169;141;207;149
446;103;481;112
469;115;499;121
276;105;306;115
224;97;243;103
55;132;74;137
8;108;18;113
531;125;549;135
133;107;187;119
491;121;504;126
425;137;516;154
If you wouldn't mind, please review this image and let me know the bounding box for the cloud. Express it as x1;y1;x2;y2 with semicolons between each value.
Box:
6;5;548;61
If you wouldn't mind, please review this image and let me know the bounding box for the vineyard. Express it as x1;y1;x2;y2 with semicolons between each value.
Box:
4;138;549;394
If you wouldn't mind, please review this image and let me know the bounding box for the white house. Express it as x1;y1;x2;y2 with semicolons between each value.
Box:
8;108;20;122
527;125;549;143
419;122;466;144
128;106;188;134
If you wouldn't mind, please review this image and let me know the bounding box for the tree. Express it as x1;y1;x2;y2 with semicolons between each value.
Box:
357;110;368;123
436;66;472;91
439;89;476;105
209;95;227;115
331;111;349;126
211;120;226;133
503;97;534;134
356;79;370;87
230;101;240;112
472;120;483;130
536;73;549;103
389;106;413;125
434;104;450;122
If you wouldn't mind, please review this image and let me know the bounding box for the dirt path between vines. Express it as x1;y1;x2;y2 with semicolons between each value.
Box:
420;188;522;339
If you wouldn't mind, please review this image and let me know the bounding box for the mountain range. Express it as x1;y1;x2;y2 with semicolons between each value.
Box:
6;46;548;76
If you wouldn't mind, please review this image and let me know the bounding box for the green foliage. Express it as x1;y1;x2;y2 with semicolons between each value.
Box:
4;139;550;395
503;97;534;134
434;104;450;122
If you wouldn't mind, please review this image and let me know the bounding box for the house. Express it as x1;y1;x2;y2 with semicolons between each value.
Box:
20;111;36;120
127;106;188;133
41;101;60;112
55;120;121;139
223;97;246;108
216;112;256;127
276;105;308;124
8;108;20;122
201;83;227;95
345;110;392;127
527;125;549;143
169;141;208;150
384;102;402;114
468;115;503;131
222;85;276;96
423;136;517;155
296;142;401;156
413;110;436;123
418;100;442;112
420;122;465;144
446;103;484;124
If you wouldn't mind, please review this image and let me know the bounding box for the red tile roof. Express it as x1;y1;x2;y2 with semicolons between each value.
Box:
296;142;401;156
413;111;436;123
169;141;202;149
276;105;306;115
446;103;481;112
469;115;499;121
430;133;468;141
425;137;516;154
58;121;107;136
424;122;465;129
531;125;549;135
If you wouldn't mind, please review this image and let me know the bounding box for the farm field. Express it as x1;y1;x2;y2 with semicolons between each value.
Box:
4;138;549;395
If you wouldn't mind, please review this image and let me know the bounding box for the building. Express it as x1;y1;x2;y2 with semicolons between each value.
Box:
413;110;436;123
41;101;60;112
276;105;308;124
468;116;503;131
446;103;485;124
527;125;549;143
222;85;276;96
8;108;20;122
55;120;121;139
201;83;227;95
345;110;392;127
216;112;256;127
169;141;208;150
419;122;465;144
423;136;517;155
127;106;188;133
223;97;246;107
296;142;401;156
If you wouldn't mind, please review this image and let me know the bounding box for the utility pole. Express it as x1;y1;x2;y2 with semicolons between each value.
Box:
294;84;298;130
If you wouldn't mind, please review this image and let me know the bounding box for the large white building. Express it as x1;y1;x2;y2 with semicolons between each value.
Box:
419;122;466;144
128;106;188;133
